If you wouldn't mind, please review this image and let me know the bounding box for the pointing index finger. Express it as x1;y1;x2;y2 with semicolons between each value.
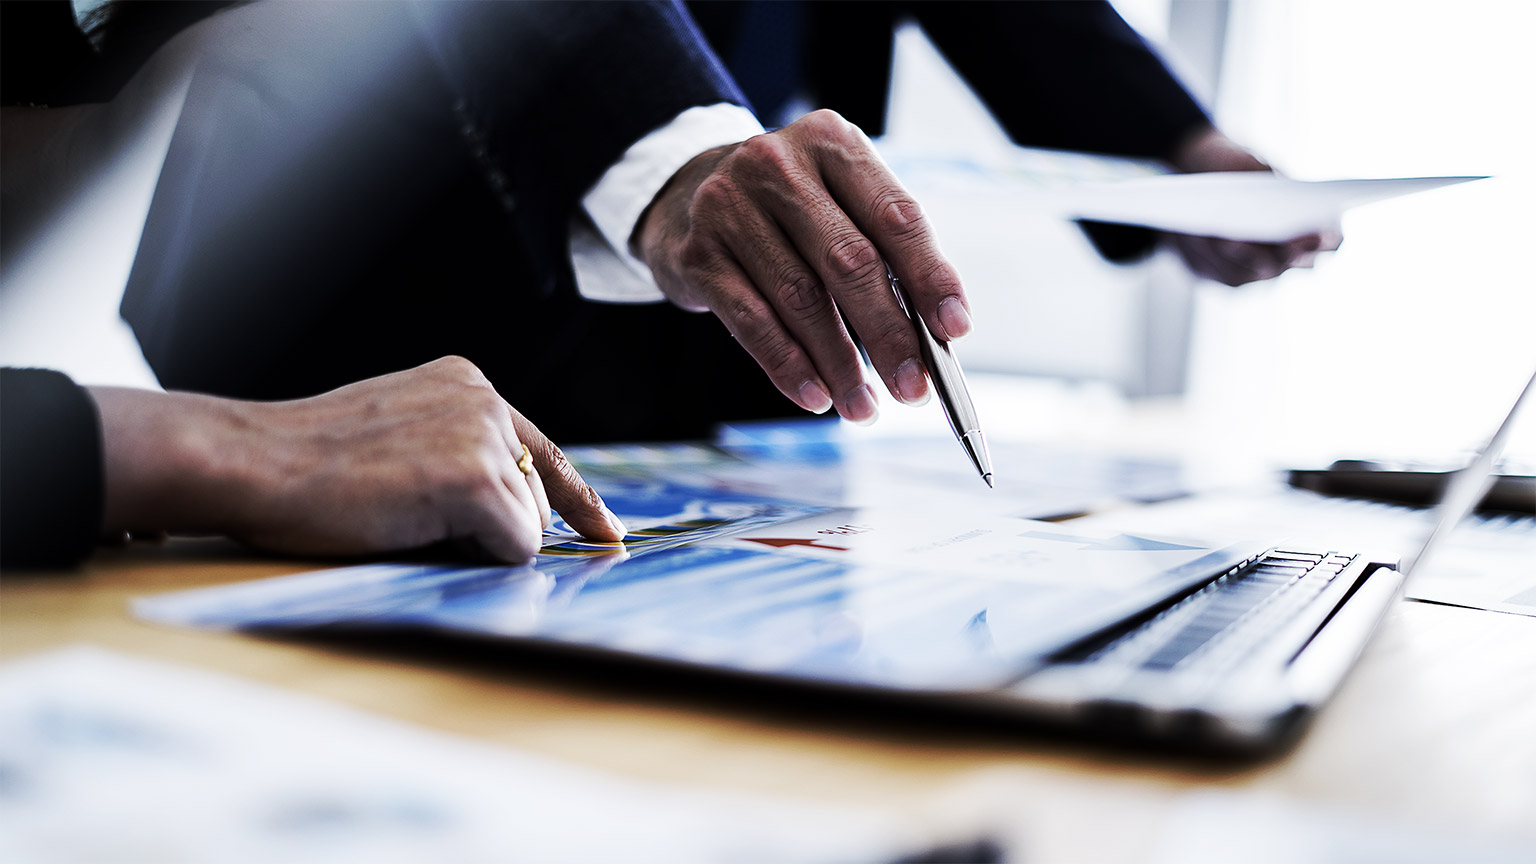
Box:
509;408;627;543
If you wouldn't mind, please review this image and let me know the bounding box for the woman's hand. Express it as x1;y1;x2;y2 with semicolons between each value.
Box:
90;356;625;563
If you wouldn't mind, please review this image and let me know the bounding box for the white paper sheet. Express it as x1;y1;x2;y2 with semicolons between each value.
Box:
1057;172;1484;241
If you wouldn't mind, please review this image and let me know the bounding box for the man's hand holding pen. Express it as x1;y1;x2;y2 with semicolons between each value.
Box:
635;109;974;426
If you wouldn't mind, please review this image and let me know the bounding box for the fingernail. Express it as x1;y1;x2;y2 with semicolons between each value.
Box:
602;504;628;539
798;380;833;414
894;358;929;405
842;383;879;426
938;297;972;341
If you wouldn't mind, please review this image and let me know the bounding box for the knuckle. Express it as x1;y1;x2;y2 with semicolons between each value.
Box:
470;387;507;418
824;231;885;285
691;173;740;216
805;108;848;134
544;444;578;485
755;333;803;380
734;320;803;378
914;256;963;293
776;270;828;316
517;416;551;452
545;446;600;509
873;192;926;239
725;305;801;380
435;354;486;383
677;235;720;279
573;480;604;514
868;314;918;355
735;133;796;179
719;291;763;330
807;109;866;149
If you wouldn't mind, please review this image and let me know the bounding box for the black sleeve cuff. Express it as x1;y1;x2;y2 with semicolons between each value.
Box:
1075;220;1161;264
1;368;104;569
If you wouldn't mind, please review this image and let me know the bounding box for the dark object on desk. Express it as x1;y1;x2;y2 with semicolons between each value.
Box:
1288;460;1536;515
888;837;1007;864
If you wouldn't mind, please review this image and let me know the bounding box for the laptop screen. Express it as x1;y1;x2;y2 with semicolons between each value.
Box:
1402;367;1536;575
137;478;1250;692
137;370;1536;696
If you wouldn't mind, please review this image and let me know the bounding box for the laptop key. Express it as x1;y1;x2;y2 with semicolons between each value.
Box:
1088;553;1350;674
1267;551;1324;563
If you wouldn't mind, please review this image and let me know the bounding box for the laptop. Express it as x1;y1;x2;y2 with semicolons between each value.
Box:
136;369;1535;755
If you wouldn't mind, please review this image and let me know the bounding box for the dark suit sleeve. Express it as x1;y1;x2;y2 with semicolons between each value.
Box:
123;0;749;401
911;0;1209;161
703;1;1208;262
911;1;1212;263
1;368;104;569
410;0;747;226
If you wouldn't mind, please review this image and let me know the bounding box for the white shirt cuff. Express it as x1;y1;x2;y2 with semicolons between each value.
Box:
570;103;764;304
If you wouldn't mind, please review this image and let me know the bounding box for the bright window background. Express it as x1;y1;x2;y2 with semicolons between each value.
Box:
884;0;1535;474
1108;0;1536;471
1195;0;1536;468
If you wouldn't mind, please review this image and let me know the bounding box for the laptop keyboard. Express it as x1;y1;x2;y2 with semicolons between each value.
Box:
1080;550;1357;676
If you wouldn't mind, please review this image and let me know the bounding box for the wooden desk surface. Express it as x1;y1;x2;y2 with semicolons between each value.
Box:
4;540;1534;860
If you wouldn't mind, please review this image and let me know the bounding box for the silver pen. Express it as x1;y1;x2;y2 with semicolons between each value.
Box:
888;268;993;487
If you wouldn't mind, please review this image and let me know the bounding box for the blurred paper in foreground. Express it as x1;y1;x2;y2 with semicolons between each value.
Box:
0;647;971;863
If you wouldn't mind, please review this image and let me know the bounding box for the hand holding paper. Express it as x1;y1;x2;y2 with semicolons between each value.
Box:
1069;127;1480;285
1156;126;1340;286
1068;173;1481;244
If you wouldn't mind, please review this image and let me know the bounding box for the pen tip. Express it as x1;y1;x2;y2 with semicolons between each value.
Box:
983;473;994;489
